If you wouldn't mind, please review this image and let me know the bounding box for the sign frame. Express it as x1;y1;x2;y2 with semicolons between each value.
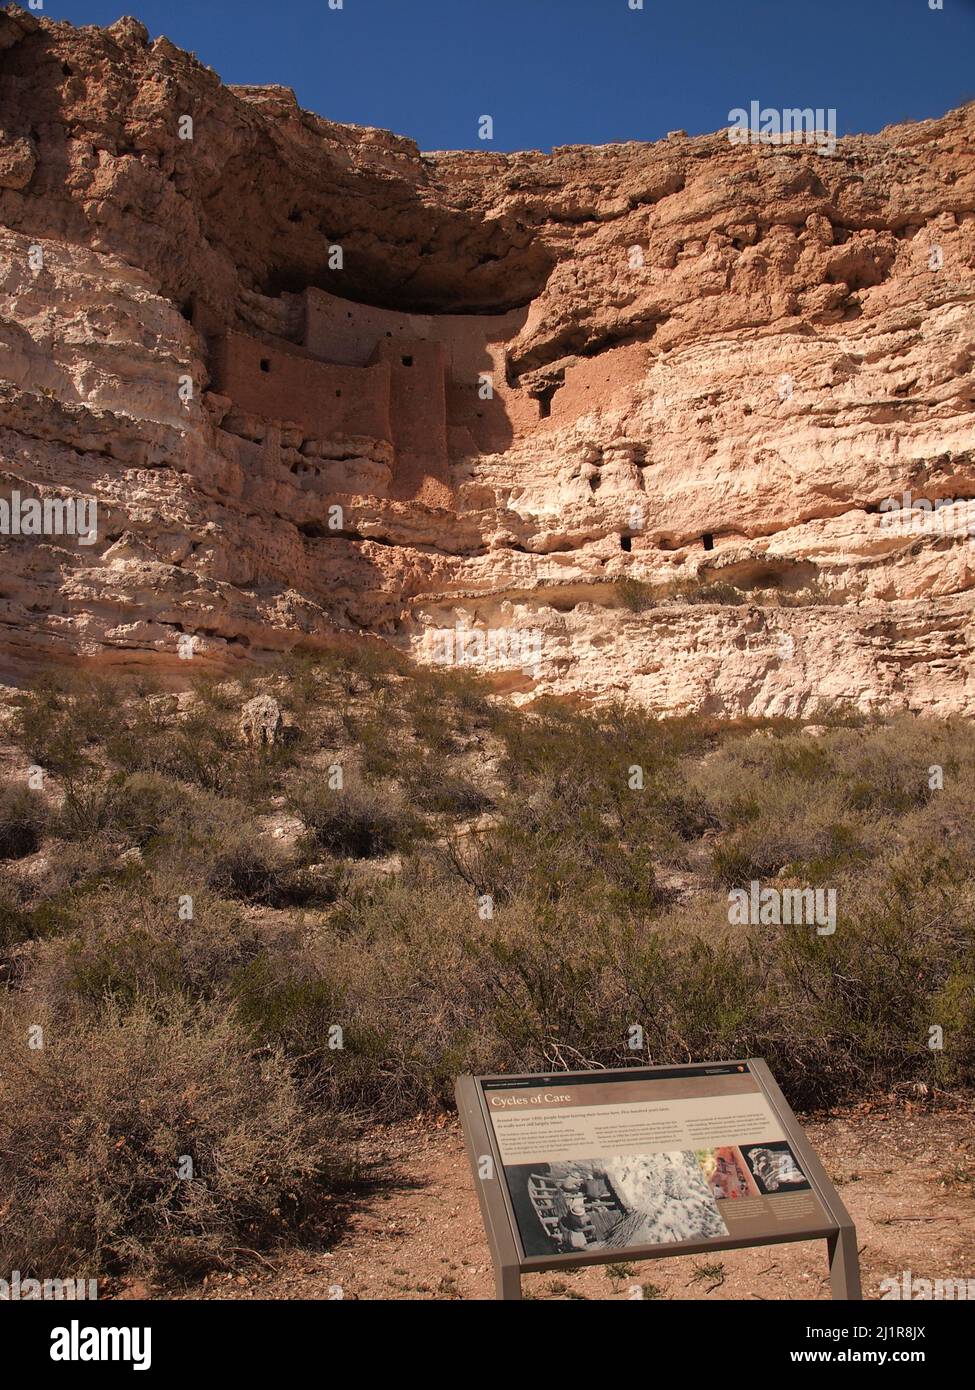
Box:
456;1058;861;1301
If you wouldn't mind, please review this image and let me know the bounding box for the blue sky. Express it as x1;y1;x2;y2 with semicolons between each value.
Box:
43;0;975;152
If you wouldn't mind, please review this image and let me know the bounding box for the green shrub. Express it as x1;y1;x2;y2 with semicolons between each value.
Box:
26;874;261;1009
0;783;47;859
616;578;655;612
409;771;493;816
291;778;421;859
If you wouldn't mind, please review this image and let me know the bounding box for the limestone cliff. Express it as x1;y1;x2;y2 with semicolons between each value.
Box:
1;5;974;715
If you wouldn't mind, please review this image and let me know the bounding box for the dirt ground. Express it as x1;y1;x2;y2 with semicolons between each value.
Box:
142;1100;975;1302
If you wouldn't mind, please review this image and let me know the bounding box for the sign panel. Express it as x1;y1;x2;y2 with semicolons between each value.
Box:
456;1059;861;1299
480;1063;831;1260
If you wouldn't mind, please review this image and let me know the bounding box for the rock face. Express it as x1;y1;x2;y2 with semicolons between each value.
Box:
238;694;282;748
1;7;974;715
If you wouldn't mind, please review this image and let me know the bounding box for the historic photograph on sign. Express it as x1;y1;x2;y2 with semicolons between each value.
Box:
504;1151;728;1257
739;1141;811;1196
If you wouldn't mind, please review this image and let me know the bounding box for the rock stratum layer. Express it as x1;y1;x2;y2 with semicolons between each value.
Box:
2;6;975;715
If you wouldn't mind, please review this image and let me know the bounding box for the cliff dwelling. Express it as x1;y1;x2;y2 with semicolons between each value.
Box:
203;288;536;506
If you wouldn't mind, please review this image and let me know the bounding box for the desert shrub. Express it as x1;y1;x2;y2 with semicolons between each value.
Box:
3;659;975;1256
196;800;296;904
408;769;493;816
827;719;948;815
682;581;747;605
616;578;655;612
695;720;972;886
24;874;261;1010
760;847;975;1102
404;667;495;739
303;817;975;1116
482;701;731;894
114;680;293;801
305;878;768;1112
98;772;192;847
11;675;128;775
229;951;388;1104
149;704;276;801
0;783;47;859
47;769;317;908
292;875;498;1112
291;778;421;859
52;770;127;841
50;770;188;846
407;702;458;754
657;787;720;840
0;871;37;952
0;998;346;1280
97;694;178;775
495;699;724;815
691;732;864;883
343;700;406;778
709;813;866;887
46;770;252;886
315;640;404;697
445;812;664;916
10;674;294;807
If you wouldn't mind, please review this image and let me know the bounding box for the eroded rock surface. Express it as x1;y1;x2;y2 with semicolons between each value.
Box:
1;6;974;714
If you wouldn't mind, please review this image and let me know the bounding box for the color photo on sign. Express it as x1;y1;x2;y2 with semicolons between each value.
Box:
481;1065;828;1260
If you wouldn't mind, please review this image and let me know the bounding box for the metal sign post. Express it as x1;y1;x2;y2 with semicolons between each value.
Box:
456;1059;861;1301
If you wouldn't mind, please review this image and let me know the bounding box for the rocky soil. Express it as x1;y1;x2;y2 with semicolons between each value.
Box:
145;1103;975;1302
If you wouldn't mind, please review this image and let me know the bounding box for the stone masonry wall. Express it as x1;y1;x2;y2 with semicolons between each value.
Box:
209;330;392;444
370;338;448;497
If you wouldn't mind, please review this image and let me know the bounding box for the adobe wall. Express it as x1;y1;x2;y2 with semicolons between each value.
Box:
209;288;543;500
370;338;448;499
444;348;540;455
303;288;538;458
303;287;527;380
209;331;392;444
545;341;650;426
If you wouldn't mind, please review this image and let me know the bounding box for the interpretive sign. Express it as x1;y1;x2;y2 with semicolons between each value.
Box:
456;1059;861;1300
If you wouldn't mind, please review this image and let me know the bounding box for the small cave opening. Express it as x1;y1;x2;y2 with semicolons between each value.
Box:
702;532;715;551
536;383;559;420
620;535;632;552
260;359;271;373
401;354;413;367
